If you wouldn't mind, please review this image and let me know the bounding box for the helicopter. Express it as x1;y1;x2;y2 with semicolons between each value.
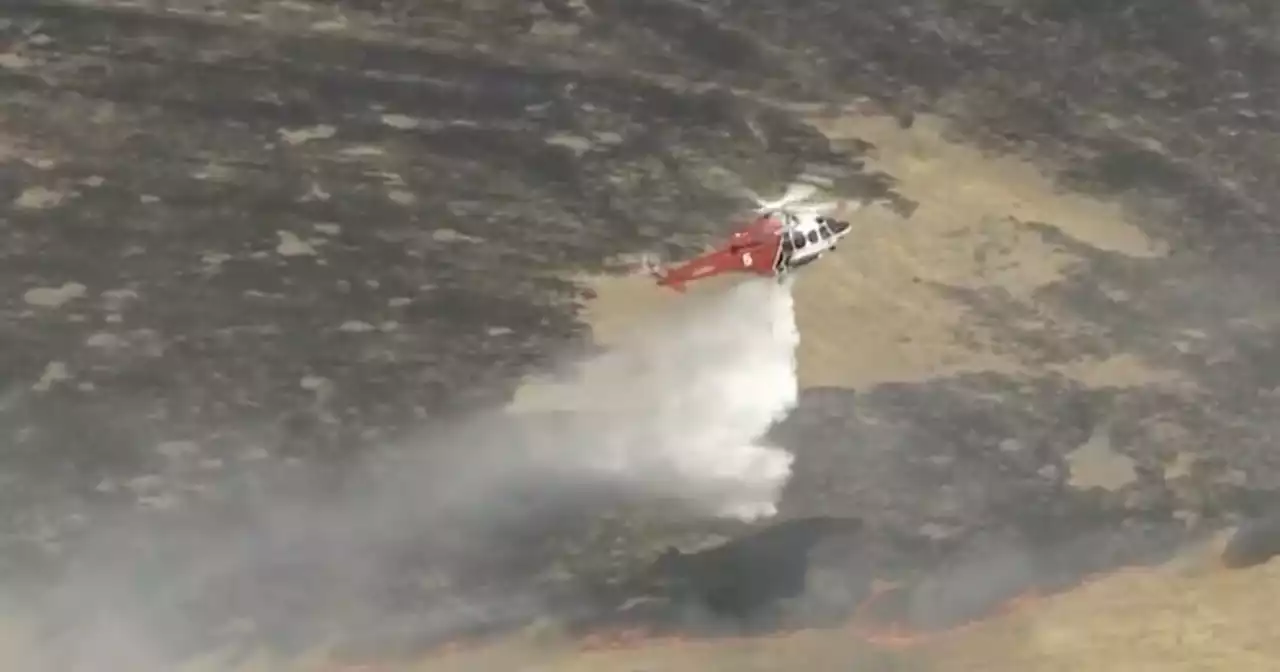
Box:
646;183;858;292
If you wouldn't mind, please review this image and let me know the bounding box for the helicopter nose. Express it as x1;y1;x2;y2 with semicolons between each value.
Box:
829;218;851;235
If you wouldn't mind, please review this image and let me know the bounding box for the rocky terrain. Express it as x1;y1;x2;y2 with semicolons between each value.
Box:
2;0;1280;669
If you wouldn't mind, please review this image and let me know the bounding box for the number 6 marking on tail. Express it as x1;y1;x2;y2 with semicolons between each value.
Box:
741;251;753;267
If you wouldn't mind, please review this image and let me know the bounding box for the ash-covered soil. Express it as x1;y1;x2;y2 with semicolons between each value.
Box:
2;0;1280;667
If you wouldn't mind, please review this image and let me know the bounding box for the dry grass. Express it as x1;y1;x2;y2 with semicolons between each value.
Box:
790;111;1176;390
155;544;1274;672
933;547;1280;671
1;551;1274;671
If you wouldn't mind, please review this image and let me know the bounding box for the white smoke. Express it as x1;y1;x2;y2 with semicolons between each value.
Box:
516;277;800;520
0;278;803;670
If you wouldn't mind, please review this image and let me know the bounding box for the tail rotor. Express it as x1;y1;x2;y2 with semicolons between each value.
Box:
638;253;663;278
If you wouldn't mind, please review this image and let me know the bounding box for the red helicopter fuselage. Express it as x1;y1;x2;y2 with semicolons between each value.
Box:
649;209;852;292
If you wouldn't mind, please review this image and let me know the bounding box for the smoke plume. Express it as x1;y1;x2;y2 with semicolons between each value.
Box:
512;276;800;520
2;276;803;668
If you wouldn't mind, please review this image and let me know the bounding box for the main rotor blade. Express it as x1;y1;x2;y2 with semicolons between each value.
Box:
755;182;819;212
791;200;840;214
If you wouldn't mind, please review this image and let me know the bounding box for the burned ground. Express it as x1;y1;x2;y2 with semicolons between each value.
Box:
2;0;1280;667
